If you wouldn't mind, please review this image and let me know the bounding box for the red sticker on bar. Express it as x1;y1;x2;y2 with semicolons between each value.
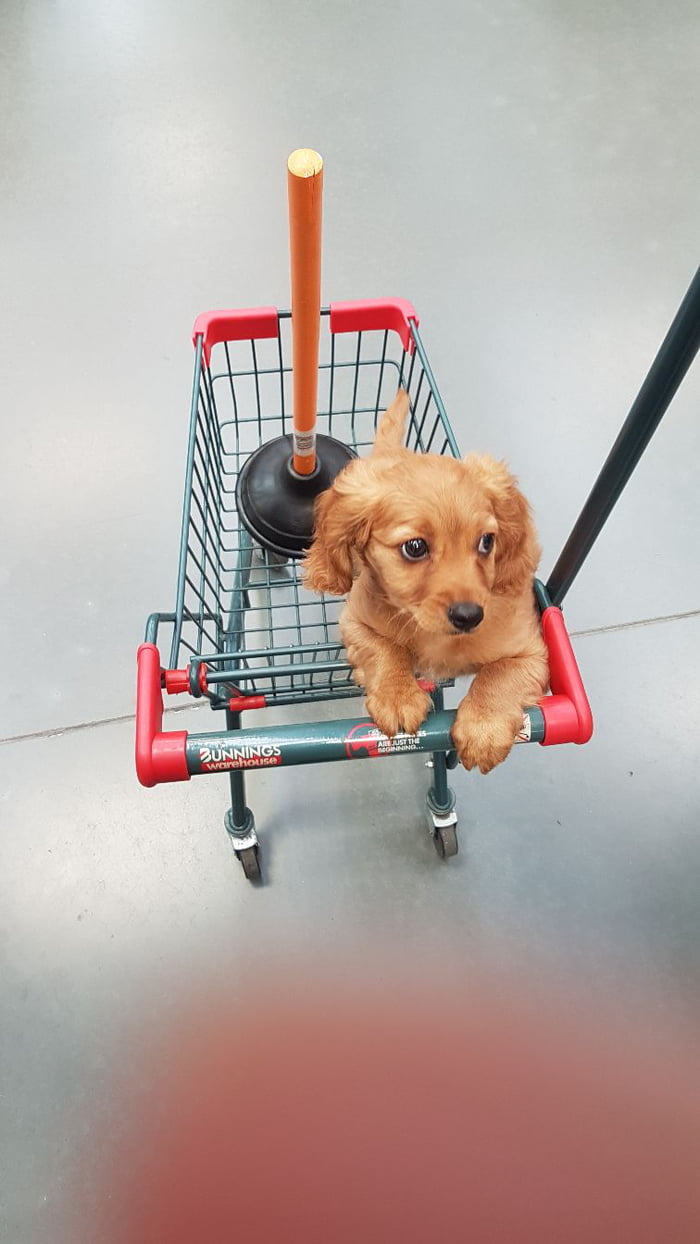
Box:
345;722;422;759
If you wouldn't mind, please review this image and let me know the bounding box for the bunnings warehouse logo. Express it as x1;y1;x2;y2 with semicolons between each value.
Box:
199;743;282;772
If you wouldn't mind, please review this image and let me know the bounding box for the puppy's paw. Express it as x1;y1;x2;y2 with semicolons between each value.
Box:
366;681;432;738
452;703;521;775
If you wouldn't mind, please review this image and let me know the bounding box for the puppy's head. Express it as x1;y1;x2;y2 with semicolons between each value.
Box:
303;391;540;633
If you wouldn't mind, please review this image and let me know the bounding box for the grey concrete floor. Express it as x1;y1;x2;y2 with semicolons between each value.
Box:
2;2;700;1241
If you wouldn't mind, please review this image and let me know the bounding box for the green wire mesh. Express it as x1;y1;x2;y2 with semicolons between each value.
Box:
168;310;458;707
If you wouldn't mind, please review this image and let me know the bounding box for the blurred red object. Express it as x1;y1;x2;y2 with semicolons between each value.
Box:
106;973;700;1243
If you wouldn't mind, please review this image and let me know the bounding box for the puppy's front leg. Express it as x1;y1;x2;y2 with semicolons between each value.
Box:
342;615;431;738
452;651;548;775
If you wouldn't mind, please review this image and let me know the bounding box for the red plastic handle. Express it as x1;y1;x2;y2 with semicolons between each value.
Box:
136;644;190;787
192;307;279;366
329;299;419;352
164;665;209;696
191;300;419;366
538;608;593;745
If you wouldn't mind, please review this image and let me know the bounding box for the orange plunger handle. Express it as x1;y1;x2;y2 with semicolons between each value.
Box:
287;149;323;475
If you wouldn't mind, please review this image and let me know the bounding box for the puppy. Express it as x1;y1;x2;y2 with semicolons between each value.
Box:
303;391;549;773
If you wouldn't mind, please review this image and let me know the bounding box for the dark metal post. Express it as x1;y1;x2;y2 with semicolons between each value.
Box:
427;687;456;816
547;266;700;607
224;708;255;836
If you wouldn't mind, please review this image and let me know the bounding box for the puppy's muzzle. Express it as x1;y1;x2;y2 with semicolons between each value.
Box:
447;601;484;633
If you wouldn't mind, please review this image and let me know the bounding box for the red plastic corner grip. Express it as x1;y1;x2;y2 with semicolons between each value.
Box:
229;694;267;713
329;299;419;353
164;664;208;696
164;668;189;695
136;644;190;787
538;607;593;746
192;307;279;366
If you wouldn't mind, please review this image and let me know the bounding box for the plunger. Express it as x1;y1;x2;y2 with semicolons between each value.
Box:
236;149;355;559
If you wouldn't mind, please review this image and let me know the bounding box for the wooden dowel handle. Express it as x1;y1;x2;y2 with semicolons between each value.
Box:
288;149;323;475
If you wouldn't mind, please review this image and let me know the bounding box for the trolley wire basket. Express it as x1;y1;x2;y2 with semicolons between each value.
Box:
165;300;459;711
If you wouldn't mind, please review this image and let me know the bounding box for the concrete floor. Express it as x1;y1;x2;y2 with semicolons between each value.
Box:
2;2;699;1240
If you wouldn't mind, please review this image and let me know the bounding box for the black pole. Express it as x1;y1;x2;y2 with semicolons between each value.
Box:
546;265;700;607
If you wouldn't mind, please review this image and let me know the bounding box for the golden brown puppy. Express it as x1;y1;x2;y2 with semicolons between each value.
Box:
304;391;548;773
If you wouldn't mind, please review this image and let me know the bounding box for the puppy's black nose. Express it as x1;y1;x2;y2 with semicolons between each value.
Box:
447;601;484;633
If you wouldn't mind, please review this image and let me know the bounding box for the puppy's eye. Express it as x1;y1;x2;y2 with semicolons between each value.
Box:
477;533;495;555
400;538;429;561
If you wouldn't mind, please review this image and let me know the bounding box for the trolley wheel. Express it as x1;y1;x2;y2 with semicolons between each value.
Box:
237;844;262;883
433;823;458;859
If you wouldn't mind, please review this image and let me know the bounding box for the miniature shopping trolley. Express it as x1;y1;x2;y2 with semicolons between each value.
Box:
135;152;700;882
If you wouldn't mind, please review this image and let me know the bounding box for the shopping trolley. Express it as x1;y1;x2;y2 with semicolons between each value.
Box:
136;299;593;881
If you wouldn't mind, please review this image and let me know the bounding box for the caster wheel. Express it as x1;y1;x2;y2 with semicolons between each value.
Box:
237;845;262;882
433;823;458;859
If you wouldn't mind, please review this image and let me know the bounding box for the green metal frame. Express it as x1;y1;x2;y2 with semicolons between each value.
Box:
137;298;595;874
183;705;546;775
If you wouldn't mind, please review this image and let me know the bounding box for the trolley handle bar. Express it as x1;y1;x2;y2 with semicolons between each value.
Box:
183;709;542;777
136;607;591;786
191;299;420;368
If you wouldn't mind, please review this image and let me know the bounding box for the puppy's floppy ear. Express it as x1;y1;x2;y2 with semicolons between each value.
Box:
370;389;409;456
302;459;378;597
466;455;541;595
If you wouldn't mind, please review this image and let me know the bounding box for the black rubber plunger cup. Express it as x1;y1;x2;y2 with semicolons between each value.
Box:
235;433;355;559
236;149;354;559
